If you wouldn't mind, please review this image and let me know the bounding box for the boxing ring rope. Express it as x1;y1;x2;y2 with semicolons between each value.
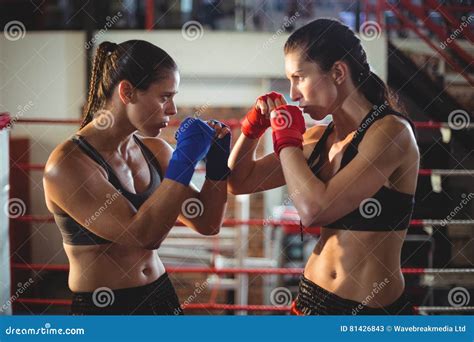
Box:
11;216;318;226
11;215;474;227
6;114;474;315
10;263;474;275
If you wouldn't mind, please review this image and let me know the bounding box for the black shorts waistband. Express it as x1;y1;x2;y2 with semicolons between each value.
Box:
294;274;413;315
71;272;182;315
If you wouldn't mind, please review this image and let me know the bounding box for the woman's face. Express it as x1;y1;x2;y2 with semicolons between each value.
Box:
128;70;180;137
284;50;338;120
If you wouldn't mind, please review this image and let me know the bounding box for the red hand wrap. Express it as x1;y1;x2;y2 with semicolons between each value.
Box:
270;104;306;156
241;91;284;139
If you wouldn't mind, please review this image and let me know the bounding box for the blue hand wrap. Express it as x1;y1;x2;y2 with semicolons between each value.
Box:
165;117;215;185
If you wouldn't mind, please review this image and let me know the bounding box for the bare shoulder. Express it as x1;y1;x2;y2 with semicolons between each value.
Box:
364;115;416;147
44;139;77;177
137;136;174;170
359;115;419;168
44;138;106;182
371;114;412;131
139;136;173;154
43;138;106;213
138;136;173;157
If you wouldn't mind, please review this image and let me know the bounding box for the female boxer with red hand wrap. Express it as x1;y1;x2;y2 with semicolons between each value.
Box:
229;19;419;315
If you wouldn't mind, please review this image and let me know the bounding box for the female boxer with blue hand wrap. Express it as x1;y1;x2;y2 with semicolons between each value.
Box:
43;40;231;315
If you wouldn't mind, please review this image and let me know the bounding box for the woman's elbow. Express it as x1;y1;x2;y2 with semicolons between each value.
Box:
135;221;168;250
227;181;248;195
143;241;161;250
198;224;220;236
227;183;240;195
298;203;324;228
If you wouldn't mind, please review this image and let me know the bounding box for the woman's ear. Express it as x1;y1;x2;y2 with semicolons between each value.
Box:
331;61;349;85
118;80;135;104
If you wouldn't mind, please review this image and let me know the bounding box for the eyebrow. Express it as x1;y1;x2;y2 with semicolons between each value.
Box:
290;70;304;77
161;91;178;95
286;69;304;79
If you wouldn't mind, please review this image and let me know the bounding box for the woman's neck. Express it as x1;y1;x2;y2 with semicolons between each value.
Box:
79;109;136;154
331;95;373;141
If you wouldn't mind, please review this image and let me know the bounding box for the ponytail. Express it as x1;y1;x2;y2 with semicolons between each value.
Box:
359;71;389;107
81;42;116;129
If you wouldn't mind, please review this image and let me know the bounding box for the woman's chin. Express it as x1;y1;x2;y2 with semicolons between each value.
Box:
137;128;160;137
305;108;328;121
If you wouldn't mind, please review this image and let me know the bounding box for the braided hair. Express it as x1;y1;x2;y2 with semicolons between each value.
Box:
81;40;178;129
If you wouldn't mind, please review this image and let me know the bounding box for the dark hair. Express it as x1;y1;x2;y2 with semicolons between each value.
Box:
81;40;178;128
284;18;398;109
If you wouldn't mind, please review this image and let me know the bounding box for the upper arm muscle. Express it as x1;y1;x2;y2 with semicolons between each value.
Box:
43;145;140;245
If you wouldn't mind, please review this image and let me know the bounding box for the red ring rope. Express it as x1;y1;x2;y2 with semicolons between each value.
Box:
11;263;473;275
10;215;474;229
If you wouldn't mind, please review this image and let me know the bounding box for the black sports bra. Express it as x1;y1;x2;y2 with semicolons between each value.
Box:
53;134;162;245
305;106;415;233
